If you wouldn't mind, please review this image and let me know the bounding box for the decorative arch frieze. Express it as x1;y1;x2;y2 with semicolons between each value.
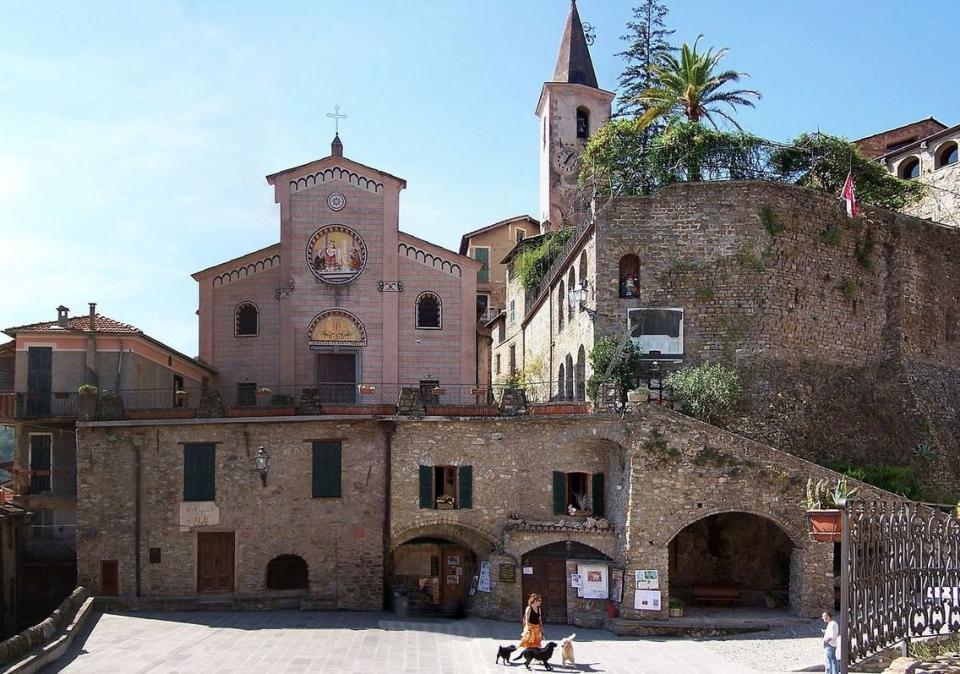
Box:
213;254;281;287
398;242;462;277
289;166;383;194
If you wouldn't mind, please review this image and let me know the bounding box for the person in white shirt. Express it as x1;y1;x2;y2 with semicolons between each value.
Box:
821;610;840;674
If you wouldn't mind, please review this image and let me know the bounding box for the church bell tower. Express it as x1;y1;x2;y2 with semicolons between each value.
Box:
537;0;614;231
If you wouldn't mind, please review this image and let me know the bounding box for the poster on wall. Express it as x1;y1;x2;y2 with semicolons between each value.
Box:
570;574;582;589
578;564;609;600
447;555;461;566
478;561;492;593
635;570;659;590
634;590;662;611
446;575;460;585
610;569;624;603
469;576;479;596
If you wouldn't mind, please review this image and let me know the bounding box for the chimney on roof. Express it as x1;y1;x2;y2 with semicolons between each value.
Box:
88;303;97;332
331;133;343;157
56;305;70;328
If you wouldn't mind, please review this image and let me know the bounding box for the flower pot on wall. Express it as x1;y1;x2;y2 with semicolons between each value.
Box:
805;510;842;542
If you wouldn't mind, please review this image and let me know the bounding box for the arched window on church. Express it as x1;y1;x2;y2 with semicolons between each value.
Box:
567;268;576;322
558;280;565;331
416;292;442;329
936;142;958;169
557;363;565;400
235;302;259;336
898;157;921;179
576;107;590;140
575;345;586;401
619;254;641;298
564;353;574;400
578;252;587;287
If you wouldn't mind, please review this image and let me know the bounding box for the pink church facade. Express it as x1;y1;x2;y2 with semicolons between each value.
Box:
193;138;479;405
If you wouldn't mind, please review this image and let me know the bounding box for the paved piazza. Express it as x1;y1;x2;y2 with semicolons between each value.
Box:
45;611;827;674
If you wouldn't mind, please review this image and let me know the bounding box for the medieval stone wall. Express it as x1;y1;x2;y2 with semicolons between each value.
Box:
75;417;385;610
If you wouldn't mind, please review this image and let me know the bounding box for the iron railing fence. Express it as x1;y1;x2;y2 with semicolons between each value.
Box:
14;392;79;418
18;524;77;565
840;499;960;673
19;467;77;498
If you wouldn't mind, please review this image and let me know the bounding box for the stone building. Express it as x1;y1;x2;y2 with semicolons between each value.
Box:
76;403;854;627
192;135;481;408
855;118;960;227
460;216;542;391
0;304;211;628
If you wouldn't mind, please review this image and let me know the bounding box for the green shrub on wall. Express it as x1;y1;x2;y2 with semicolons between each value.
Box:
512;229;573;292
586;337;642;401
664;363;742;426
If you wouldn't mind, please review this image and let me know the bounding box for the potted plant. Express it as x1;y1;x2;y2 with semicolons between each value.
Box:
804;477;858;542
435;494;456;510
255;386;272;399
175;389;189;404
77;384;98;395
358;384;377;396
567;492;592;516
668;597;684;617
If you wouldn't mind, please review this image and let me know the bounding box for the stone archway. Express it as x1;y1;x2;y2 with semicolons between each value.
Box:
387;523;497;618
668;511;797;610
521;541;613;625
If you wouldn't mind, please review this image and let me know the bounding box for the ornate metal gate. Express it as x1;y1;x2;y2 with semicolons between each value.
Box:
840;500;960;673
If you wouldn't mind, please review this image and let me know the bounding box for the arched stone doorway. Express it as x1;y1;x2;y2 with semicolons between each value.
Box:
669;512;796;610
388;537;479;617
266;554;309;591
521;541;612;624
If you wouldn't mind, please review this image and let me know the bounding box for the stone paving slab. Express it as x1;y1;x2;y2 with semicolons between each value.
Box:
43;610;807;674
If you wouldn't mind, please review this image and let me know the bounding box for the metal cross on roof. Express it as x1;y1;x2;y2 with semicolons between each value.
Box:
326;105;347;134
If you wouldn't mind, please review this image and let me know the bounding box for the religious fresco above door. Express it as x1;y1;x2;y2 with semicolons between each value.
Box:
307;309;367;346
306;225;367;284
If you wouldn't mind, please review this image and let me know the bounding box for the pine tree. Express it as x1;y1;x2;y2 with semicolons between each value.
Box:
615;0;675;119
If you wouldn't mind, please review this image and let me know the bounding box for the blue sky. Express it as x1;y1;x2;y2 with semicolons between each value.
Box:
2;1;957;356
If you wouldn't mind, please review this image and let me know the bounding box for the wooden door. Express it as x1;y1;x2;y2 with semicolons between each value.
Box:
197;532;235;594
316;353;357;403
521;556;568;623
100;560;119;596
440;545;468;605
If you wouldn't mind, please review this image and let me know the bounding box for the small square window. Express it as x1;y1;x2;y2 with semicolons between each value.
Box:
149;547;162;564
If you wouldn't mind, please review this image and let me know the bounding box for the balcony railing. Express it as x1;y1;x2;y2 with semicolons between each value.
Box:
12;391;79;418
18;524;77;565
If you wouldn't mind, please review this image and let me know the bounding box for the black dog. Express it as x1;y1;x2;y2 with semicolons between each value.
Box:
513;642;558;670
495;644;517;664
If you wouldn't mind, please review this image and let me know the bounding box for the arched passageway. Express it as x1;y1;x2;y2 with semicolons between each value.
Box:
521;541;612;624
669;512;795;609
388;537;478;617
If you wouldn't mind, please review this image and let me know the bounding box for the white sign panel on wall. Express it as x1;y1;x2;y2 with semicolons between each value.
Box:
578;564;609;600
478;561;492;593
635;590;662;611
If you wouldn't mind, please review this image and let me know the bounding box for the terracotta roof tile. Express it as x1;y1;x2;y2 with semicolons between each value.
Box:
4;314;142;336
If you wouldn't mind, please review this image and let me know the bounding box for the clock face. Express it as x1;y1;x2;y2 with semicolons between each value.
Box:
554;146;579;173
327;192;346;211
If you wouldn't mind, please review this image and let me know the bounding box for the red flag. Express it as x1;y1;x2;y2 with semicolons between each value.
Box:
842;172;858;218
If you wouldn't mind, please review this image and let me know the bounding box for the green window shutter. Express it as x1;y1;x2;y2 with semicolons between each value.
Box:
473;248;490;283
592;472;605;518
419;465;434;509
184;443;215;501
458;465;473;509
312;441;342;497
552;471;567;515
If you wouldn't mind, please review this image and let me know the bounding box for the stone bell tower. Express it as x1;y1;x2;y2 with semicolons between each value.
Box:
536;0;614;232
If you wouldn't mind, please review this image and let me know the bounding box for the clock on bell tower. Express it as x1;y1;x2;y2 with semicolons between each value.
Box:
537;0;614;232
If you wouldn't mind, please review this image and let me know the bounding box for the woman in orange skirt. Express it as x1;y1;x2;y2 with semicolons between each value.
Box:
519;593;543;648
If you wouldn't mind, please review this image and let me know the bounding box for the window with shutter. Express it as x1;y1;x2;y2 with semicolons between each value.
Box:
458;465;473;509
592;472;605;517
419;465;434;509
472;247;490;283
183;444;215;501
552;471;567;515
312;441;342;498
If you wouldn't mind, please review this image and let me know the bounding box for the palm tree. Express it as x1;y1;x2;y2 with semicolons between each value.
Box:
634;36;760;131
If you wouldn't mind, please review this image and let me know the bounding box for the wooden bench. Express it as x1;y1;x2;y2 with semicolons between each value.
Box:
692;585;742;608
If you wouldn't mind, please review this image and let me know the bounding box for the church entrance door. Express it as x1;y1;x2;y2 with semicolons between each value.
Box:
197;532;235;594
316;352;357;403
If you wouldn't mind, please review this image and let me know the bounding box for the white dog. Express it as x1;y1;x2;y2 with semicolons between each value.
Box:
560;633;576;666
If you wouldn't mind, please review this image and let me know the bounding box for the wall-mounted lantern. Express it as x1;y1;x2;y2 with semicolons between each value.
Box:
255;445;269;487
